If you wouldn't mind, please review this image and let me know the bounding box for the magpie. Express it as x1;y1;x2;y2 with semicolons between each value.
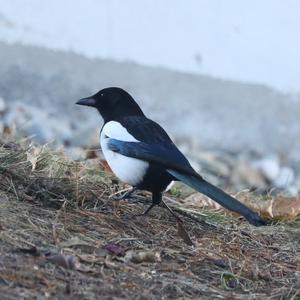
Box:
76;87;265;226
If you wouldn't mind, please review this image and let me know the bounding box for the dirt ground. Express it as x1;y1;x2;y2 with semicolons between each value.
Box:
0;144;299;299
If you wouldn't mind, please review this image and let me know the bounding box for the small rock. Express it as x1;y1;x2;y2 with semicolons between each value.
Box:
231;162;267;189
3;102;73;146
64;147;87;161
285;186;299;196
190;151;230;176
124;250;161;264
207;159;231;177
47;254;79;270
184;193;222;209
274;167;295;188
104;243;129;256
253;156;280;182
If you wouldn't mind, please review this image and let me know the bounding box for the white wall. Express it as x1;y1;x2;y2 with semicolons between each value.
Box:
0;0;299;92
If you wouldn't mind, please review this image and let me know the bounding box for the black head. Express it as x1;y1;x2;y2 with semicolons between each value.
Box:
76;87;145;122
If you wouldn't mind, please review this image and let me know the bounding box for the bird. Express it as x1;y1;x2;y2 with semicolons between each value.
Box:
76;87;265;226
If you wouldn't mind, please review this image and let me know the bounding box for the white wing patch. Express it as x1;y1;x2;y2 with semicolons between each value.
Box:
101;121;139;142
100;121;149;186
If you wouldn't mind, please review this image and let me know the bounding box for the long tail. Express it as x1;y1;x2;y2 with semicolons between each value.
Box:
167;169;266;226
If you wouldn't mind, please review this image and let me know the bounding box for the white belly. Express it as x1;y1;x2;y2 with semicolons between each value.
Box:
100;121;149;186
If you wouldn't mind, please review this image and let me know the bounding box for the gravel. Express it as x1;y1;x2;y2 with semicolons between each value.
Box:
0;41;299;163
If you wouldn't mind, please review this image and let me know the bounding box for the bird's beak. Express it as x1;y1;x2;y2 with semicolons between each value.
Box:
76;97;96;107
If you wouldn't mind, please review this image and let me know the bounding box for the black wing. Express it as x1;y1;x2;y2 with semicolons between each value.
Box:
113;116;202;178
118;116;175;144
107;138;201;179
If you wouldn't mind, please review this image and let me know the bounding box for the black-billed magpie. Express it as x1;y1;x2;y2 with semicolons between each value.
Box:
76;87;265;226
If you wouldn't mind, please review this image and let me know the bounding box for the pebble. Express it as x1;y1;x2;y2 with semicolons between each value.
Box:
124;250;161;264
0;100;299;195
64;147;87;161
253;156;280;182
231;162;267;189
274;166;295;188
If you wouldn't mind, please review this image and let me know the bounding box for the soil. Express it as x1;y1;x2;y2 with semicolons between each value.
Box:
0;143;299;299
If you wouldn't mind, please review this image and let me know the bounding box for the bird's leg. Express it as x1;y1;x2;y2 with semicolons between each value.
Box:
135;191;161;216
139;203;157;216
135;191;184;222
111;187;137;201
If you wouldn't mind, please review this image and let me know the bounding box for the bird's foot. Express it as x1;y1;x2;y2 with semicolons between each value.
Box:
130;203;157;221
138;203;157;216
110;187;137;201
133;200;183;222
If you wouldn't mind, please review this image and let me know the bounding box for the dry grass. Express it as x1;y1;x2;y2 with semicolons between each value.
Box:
0;142;299;300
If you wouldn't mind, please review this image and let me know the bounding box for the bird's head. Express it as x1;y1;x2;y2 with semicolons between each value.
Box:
76;87;145;122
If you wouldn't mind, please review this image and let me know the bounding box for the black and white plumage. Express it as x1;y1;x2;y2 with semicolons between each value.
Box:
76;87;266;226
101;121;149;186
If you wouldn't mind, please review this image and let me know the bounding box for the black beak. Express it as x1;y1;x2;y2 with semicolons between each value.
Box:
76;97;96;107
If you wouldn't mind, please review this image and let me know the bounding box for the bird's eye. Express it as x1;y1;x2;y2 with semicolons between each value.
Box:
100;93;104;97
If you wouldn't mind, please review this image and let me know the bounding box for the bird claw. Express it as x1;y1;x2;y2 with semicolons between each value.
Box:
110;187;137;201
111;194;132;201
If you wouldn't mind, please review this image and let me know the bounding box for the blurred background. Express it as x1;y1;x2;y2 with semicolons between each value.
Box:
0;0;299;194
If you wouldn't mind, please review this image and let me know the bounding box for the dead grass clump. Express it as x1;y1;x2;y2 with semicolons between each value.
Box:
0;142;299;299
